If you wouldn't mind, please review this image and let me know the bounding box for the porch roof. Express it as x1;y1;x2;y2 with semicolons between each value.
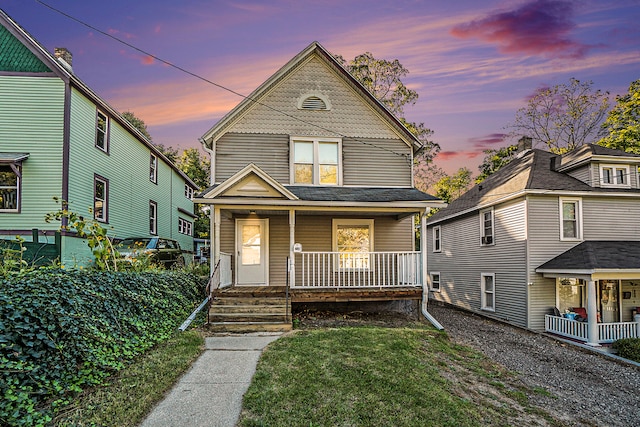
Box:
536;241;640;277
286;186;439;202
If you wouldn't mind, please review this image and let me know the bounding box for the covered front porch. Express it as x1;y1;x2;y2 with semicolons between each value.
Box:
537;241;640;345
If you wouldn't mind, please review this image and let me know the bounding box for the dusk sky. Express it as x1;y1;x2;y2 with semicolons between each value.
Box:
3;0;639;175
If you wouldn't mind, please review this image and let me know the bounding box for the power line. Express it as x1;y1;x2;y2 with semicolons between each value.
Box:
34;0;413;160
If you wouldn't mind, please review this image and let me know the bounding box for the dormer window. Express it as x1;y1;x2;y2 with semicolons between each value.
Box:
297;93;331;111
600;164;630;187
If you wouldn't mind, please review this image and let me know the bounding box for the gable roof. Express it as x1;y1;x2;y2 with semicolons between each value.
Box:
429;147;640;224
556;143;640;172
0;9;197;189
201;163;298;200
200;41;422;152
536;241;640;273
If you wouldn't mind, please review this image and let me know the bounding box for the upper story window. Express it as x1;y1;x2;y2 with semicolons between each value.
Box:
0;163;20;212
291;137;341;185
150;153;158;184
95;110;109;153
560;197;582;241
94;174;108;222
432;226;441;252
185;184;194;199
480;208;494;245
600;164;630;187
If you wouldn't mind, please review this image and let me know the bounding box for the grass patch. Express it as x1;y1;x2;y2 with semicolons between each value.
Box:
239;326;558;427
51;330;204;427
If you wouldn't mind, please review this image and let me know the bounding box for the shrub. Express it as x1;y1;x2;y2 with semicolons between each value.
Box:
0;269;204;427
612;337;640;363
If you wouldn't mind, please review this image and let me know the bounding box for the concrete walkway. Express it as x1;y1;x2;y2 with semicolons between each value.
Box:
140;333;282;427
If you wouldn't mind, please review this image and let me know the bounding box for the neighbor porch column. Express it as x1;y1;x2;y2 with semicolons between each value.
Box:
586;279;600;346
213;206;221;266
289;209;295;288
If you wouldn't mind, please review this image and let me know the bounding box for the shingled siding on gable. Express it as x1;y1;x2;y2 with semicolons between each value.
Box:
0;25;51;73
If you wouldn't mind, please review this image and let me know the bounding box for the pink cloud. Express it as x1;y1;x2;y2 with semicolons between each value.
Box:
107;28;136;40
468;133;509;150
450;0;592;59
141;55;155;65
436;150;482;161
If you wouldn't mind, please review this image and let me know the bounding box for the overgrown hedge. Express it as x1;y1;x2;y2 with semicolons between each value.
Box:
0;269;205;427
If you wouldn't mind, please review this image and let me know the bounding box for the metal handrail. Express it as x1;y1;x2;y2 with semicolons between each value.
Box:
178;260;221;331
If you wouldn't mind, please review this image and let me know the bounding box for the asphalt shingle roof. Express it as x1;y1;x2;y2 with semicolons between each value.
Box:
285;186;439;202
537;241;640;270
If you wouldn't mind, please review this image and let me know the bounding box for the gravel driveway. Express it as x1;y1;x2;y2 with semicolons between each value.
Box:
428;303;640;426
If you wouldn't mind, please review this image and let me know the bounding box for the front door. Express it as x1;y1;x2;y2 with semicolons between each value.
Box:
236;219;268;285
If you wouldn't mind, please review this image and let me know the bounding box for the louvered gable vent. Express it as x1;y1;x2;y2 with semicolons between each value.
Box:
301;96;327;110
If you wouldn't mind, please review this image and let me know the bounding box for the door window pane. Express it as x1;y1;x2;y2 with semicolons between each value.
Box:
242;225;261;265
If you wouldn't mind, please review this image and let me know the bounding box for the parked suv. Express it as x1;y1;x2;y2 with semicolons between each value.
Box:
116;237;184;268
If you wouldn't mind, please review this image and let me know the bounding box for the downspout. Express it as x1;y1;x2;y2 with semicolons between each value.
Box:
420;209;444;330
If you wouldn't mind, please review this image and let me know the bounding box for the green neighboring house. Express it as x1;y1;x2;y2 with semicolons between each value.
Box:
0;9;198;267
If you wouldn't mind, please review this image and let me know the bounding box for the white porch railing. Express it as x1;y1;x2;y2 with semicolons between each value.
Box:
294;251;422;289
219;252;232;288
545;315;640;343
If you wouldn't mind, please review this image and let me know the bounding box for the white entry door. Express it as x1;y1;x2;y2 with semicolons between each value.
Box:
236;219;268;285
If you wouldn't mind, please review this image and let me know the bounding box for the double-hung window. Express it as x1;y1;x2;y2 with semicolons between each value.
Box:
94;175;108;222
600;164;630;187
333;219;373;269
184;184;194;199
559;197;582;240
149;201;157;235
95;110;109;153
0;161;23;212
432;226;441;252
480;208;494;245
291;137;341;185
430;272;441;292
150;153;157;183
178;218;193;236
481;273;495;311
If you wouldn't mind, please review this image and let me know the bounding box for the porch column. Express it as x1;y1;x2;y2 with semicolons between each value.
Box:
289;209;295;288
421;212;428;297
213;206;221;265
586;279;600;346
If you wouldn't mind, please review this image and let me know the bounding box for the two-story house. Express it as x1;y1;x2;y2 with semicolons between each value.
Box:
427;141;640;345
0;9;198;267
195;42;444;330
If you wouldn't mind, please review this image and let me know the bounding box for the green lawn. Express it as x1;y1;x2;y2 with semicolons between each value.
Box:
51;331;204;427
239;326;556;427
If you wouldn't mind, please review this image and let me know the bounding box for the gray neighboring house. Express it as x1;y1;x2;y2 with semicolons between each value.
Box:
195;41;444;310
427;143;640;346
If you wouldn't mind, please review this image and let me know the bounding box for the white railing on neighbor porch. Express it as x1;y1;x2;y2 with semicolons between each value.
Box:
545;315;640;343
294;251;422;289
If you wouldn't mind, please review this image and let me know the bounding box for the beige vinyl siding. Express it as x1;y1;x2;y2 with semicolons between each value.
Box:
343;138;412;186
215;133;289;183
428;199;528;327
0;76;65;229
565;164;593;186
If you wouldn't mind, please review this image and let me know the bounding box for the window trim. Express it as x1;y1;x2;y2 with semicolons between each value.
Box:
150;153;158;184
332;218;374;270
290;136;342;186
149;200;157;235
0;162;22;213
430;272;441;292
93;174;109;223
479;208;494;246
184;184;194;199
559;197;583;241
432;226;441;252
481;272;495;312
95;110;110;153
599;164;630;187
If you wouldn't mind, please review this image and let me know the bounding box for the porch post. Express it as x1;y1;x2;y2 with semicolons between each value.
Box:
289;209;295;288
586;279;600;346
213;206;221;265
421;212;428;289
